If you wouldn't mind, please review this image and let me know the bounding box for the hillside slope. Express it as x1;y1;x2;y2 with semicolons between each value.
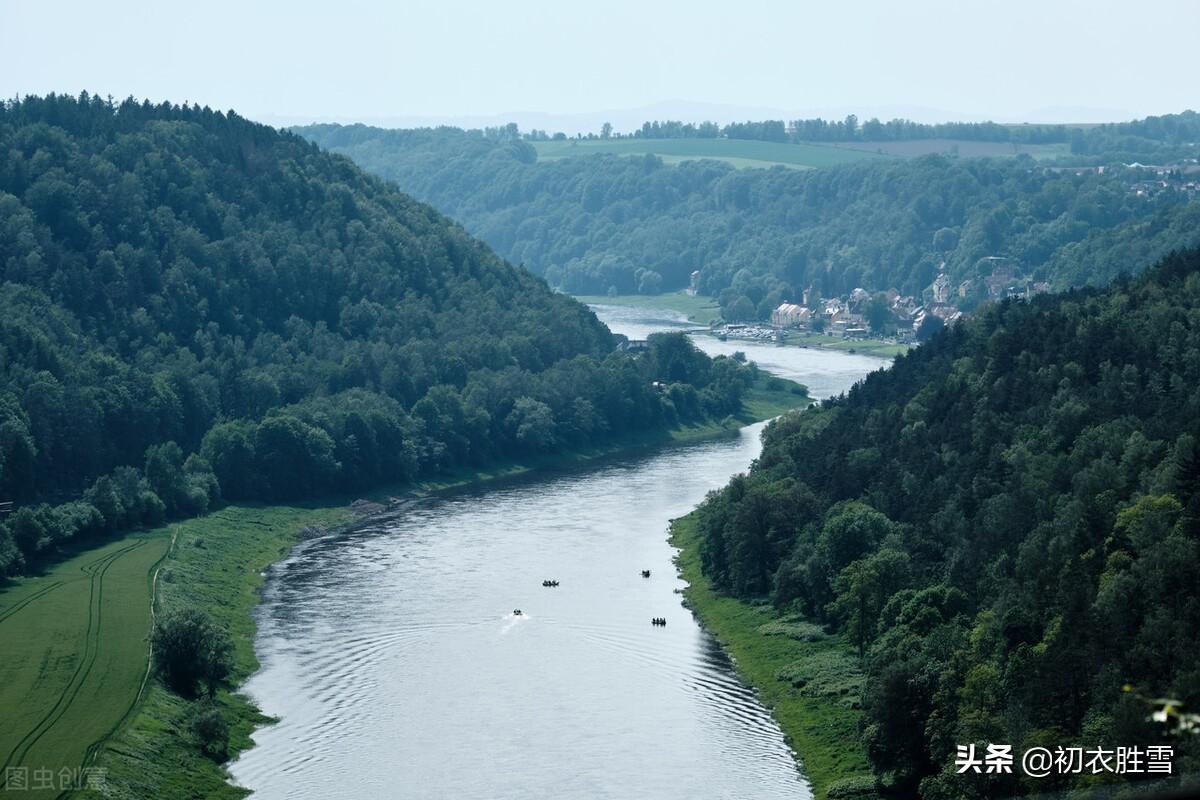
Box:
296;124;1200;316
694;248;1200;796
0;94;758;575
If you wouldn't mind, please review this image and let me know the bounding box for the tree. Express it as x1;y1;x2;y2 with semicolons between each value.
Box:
153;609;233;698
866;293;892;334
255;415;339;499
932;227;959;252
189;702;230;759
916;313;945;342
828;547;910;656
726;295;757;322
145;441;187;515
200;422;260;501
506;398;557;451
600;122;613;139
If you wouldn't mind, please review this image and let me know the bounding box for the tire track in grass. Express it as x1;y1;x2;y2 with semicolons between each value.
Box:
0;543;139;628
0;540;147;777
60;529;178;800
0;581;66;625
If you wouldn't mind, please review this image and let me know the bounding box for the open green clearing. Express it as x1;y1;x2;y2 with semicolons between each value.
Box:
670;514;878;800
574;291;723;324
533;138;885;170
1;374;807;799
774;332;911;359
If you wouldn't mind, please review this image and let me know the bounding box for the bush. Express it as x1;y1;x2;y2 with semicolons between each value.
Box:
153;609;233;698
826;775;880;798
756;619;828;642
774;649;864;698
188;702;230;760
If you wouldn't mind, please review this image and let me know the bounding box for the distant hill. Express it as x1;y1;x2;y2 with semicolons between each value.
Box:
296;123;1200;316
695;247;1200;795
0;94;757;575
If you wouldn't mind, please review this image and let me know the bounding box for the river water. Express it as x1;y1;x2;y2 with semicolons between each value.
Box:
230;306;882;800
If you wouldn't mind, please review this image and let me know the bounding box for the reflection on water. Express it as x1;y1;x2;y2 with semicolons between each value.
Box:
591;303;885;400
230;305;876;799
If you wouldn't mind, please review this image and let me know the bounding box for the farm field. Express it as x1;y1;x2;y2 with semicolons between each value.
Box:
831;138;1072;159
533;137;885;170
0;532;171;799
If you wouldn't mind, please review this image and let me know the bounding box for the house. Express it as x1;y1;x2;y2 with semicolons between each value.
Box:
830;310;866;335
931;273;952;303
771;303;811;328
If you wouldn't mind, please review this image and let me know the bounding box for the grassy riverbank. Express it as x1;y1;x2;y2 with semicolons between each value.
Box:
669;514;879;800
777;332;910;359
3;373;808;799
573;291;723;325
573;292;909;359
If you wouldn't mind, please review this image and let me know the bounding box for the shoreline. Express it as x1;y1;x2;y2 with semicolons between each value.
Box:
81;376;810;798
574;293;909;359
669;514;879;800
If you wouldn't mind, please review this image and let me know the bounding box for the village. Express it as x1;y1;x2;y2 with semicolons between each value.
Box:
712;259;1053;347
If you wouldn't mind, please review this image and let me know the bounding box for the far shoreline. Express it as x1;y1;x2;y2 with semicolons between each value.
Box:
575;292;912;358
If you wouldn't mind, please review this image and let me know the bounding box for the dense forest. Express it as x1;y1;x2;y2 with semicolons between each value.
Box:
694;248;1200;796
297;123;1200;318
0;94;756;576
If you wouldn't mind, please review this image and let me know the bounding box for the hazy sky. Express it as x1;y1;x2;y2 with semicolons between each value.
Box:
2;0;1196;129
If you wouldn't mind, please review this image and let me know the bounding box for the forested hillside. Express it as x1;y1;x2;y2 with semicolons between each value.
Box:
0;94;757;575
296;124;1200;318
694;248;1200;796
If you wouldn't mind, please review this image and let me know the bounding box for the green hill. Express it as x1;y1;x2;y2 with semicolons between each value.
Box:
0;94;761;577
295;124;1200;312
693;248;1200;795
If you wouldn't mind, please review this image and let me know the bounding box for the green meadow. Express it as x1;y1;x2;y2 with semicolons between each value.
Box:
533;138;885;170
574;291;723;324
0;533;170;799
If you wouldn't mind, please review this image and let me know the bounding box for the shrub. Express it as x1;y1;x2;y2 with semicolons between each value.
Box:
188;703;230;760
826;774;880;798
153;609;233;698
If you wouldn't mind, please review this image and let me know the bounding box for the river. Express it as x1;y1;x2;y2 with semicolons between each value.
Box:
229;305;883;799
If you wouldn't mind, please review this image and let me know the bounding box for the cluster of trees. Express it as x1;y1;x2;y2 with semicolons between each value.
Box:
694;248;1200;795
297;123;1200;315
588;111;1200;161
0;94;753;576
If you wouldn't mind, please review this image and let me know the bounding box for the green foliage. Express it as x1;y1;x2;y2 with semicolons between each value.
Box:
775;649;865;701
0;94;754;575
695;249;1200;793
297;124;1200;308
824;775;881;799
187;702;229;760
756;618;828;642
152;608;234;699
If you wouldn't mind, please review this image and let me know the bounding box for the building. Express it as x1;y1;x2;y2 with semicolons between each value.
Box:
771;303;811;328
931;273;952;303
